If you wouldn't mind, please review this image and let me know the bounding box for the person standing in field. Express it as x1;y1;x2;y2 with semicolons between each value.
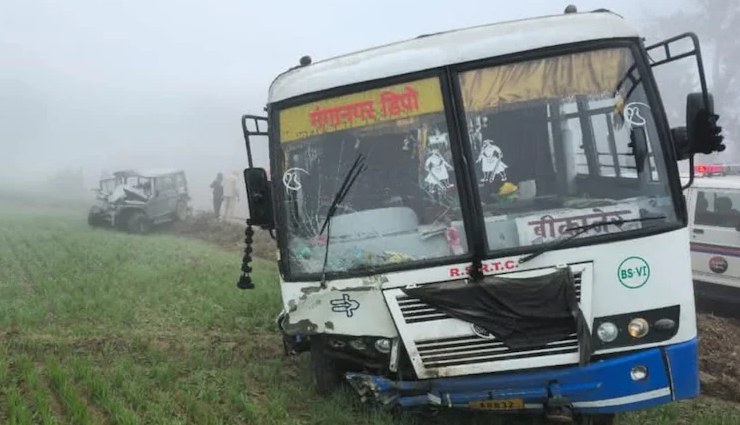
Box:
222;170;240;222
210;172;224;218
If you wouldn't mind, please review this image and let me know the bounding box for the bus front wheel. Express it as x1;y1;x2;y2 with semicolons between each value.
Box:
309;336;343;395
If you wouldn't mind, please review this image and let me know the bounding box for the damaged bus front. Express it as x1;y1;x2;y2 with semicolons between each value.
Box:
236;7;724;424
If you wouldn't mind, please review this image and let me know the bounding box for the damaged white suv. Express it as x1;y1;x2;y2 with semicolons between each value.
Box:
88;169;190;234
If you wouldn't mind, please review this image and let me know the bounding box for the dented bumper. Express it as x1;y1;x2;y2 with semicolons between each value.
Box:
346;338;698;414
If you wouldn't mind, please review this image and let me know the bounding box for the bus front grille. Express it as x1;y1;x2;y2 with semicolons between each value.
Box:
383;262;593;379
397;271;582;325
416;334;579;369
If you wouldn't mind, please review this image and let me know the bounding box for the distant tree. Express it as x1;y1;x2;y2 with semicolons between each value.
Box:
648;0;739;160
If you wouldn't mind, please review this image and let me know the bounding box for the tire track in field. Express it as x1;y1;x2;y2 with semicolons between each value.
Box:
0;351;34;425
16;357;61;425
40;365;70;425
46;359;97;425
70;358;141;425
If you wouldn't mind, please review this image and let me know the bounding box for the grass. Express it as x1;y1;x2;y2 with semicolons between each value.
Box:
0;205;739;424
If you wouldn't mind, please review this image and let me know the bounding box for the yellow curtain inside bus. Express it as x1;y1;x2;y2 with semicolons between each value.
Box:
460;48;630;111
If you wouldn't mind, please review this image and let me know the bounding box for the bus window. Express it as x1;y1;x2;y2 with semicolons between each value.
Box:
559;98;660;181
276;77;467;276
695;189;740;228
458;47;678;251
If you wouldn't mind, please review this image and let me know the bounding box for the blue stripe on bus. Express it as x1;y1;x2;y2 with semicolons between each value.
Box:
346;338;699;414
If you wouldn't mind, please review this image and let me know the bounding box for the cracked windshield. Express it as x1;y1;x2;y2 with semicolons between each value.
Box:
279;77;467;274
460;47;678;251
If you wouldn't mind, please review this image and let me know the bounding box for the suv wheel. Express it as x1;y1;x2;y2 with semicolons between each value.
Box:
310;336;343;395
127;211;151;235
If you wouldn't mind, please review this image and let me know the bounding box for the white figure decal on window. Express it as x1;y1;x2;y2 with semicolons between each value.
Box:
424;149;453;192
476;139;508;183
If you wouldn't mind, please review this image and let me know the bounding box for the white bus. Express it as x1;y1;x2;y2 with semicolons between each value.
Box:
684;164;740;305
237;5;725;424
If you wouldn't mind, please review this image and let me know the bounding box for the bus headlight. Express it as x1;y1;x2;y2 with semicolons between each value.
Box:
628;318;649;338
592;305;679;350
654;318;676;331
597;322;619;343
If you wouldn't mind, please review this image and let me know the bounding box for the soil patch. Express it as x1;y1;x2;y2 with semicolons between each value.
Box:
697;314;740;402
168;211;276;258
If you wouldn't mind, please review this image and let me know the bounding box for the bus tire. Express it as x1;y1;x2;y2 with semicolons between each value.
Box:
310;336;342;395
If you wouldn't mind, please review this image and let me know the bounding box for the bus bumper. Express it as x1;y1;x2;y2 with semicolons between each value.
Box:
346;338;698;414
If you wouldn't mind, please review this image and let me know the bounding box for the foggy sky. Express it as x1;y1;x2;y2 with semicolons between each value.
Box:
1;0;686;210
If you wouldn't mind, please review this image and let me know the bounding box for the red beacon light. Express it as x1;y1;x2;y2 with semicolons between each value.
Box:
694;163;726;177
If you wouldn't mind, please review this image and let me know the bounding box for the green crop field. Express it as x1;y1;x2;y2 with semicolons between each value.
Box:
1;206;739;425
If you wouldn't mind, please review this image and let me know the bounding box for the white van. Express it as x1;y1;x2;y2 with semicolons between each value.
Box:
684;165;740;303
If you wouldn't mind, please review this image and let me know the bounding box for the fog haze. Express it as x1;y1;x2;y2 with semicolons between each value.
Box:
0;0;707;213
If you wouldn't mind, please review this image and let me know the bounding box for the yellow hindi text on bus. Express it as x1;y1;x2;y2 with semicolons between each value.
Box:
279;77;444;143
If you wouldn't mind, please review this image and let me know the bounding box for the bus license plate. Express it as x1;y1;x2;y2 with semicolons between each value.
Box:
468;399;525;410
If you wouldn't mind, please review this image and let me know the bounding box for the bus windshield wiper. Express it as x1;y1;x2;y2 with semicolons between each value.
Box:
518;215;667;264
319;153;367;286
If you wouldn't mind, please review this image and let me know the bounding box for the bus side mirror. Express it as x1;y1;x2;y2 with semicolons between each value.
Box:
244;168;274;229
686;92;725;155
645;34;725;161
670;93;724;161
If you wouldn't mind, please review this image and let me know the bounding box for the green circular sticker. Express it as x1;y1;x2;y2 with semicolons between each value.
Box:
617;256;650;289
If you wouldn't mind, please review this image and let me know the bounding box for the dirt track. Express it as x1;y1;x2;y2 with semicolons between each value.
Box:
168;211;275;258
697;314;740;402
170;212;740;403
